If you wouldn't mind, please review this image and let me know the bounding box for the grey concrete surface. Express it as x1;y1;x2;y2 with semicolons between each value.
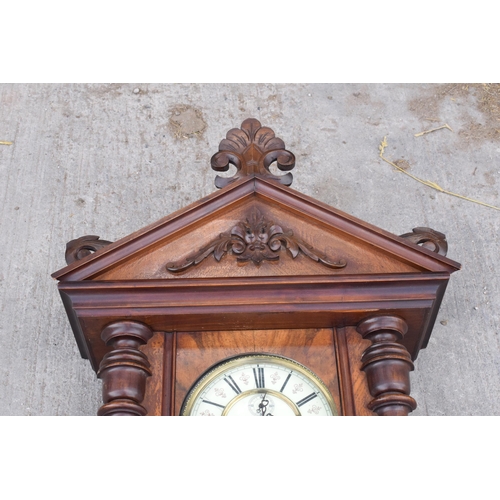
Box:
1;83;499;416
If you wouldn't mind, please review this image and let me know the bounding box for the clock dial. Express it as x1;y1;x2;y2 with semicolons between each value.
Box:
181;354;338;416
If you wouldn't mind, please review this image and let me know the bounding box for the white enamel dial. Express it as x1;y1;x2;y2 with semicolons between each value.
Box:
181;354;338;416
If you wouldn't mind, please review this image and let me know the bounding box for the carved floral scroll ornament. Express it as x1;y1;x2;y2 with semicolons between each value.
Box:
166;211;347;273
65;235;113;264
399;227;448;256
211;118;296;188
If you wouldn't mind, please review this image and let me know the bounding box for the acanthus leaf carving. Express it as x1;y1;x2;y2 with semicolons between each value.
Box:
211;118;295;188
166;210;347;273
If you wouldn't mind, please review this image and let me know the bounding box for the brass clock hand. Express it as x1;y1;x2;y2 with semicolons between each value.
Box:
258;392;273;416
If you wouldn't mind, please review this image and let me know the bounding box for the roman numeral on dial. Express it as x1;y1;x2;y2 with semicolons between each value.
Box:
253;366;265;388
224;375;242;395
280;372;292;393
296;392;318;407
202;400;226;409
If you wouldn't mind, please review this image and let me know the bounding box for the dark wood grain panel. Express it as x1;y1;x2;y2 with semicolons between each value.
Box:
141;331;164;416
334;327;356;416
174;328;342;416
162;332;176;416
345;327;373;416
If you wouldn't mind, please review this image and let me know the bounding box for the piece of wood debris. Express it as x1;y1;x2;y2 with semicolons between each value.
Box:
414;124;453;137
0;141;13;145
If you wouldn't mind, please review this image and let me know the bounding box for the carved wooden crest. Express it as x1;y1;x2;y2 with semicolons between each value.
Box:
166;210;347;272
211;118;295;188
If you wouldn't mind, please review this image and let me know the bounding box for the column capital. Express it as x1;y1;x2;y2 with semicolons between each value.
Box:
356;315;408;339
101;320;153;345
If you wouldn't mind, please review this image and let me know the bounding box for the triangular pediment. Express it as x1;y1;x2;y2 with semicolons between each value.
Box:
52;176;460;283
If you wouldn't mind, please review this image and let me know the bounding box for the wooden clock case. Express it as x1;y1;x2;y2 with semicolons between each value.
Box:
52;118;460;416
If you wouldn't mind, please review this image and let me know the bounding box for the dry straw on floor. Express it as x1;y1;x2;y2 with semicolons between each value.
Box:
378;136;500;211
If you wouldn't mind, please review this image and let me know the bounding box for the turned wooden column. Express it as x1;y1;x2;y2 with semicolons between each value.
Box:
356;316;417;416
97;320;153;416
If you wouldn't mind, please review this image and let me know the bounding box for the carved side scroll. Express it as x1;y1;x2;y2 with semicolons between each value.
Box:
65;235;113;264
166;210;347;272
399;227;448;256
211;118;296;188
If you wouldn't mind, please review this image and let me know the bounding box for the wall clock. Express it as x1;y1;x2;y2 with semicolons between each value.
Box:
52;118;460;416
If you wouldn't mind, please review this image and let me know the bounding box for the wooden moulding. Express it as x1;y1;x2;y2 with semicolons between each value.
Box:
59;272;450;373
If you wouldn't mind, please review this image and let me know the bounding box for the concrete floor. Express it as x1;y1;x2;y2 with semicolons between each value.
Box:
1;83;499;416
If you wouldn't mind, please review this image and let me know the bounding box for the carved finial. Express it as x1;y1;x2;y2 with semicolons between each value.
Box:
65;235;113;264
399;227;448;256
211;118;296;188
